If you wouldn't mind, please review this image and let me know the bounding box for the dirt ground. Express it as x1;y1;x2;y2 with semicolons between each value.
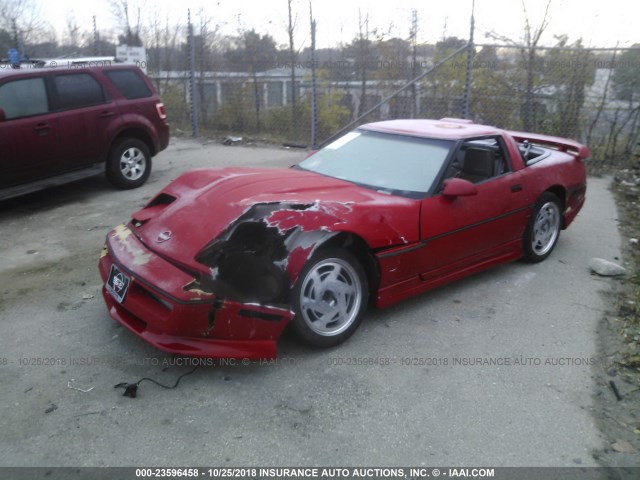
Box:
593;174;640;468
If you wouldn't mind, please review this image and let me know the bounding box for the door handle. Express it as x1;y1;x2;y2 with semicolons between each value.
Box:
510;184;523;193
98;111;115;118
34;123;50;135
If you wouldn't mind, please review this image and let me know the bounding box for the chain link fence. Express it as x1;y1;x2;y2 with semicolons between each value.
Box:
152;40;640;170
468;45;640;170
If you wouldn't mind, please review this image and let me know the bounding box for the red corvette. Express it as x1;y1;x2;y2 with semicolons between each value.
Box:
99;118;588;359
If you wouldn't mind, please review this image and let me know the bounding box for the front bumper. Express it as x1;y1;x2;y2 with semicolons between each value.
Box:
99;225;294;359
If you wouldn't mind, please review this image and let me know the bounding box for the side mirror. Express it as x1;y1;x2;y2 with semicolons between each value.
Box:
442;178;478;198
0;108;5;122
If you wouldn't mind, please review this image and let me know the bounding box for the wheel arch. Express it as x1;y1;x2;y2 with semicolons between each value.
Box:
110;127;156;158
310;231;380;302
543;185;567;224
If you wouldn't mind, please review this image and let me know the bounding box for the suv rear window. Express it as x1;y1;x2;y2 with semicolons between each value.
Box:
0;77;49;119
105;69;152;99
54;73;106;109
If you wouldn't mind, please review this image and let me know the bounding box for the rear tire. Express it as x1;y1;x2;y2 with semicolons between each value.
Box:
291;248;368;348
522;192;562;263
106;138;152;189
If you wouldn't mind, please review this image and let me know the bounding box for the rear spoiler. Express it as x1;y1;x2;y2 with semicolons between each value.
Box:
507;131;590;160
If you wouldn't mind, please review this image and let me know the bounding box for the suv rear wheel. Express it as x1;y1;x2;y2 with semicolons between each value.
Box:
106;138;152;189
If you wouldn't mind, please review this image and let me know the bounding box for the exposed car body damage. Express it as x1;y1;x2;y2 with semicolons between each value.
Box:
100;118;588;358
194;201;344;305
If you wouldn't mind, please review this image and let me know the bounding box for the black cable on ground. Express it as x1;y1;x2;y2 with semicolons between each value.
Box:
114;366;198;398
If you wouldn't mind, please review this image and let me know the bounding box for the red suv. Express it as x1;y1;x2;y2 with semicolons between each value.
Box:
0;64;169;200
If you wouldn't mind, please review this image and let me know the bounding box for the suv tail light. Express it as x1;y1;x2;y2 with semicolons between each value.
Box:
156;102;167;120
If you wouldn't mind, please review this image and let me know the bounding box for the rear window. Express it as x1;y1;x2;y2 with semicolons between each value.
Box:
54;73;106;109
105;69;152;99
0;77;49;119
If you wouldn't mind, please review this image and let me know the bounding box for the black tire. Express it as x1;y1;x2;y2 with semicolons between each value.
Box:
522;192;562;263
106;138;152;189
291;248;369;348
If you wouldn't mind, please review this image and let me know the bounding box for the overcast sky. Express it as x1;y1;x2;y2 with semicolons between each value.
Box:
40;0;640;49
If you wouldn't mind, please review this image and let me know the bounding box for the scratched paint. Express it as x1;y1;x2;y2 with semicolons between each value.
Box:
111;223;152;266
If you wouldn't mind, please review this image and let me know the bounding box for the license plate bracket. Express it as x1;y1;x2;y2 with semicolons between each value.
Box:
106;264;130;304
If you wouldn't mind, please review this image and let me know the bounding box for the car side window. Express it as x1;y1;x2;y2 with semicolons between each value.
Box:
0;77;49;119
53;73;106;110
441;136;511;186
104;69;152;99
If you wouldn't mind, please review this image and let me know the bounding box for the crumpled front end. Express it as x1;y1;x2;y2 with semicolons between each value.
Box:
99;224;293;359
99;167;419;358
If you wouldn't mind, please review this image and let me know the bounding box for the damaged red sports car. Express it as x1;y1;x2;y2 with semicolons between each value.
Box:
99;118;588;359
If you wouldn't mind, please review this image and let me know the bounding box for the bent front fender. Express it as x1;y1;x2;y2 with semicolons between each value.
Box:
194;202;349;305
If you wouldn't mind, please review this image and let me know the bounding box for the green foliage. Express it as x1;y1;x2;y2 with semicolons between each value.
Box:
263;92;350;143
225;30;278;73
0;29;13;53
419;37;468;119
213;83;254;131
543;37;596;138
464;38;597;137
317;94;352;139
435;37;467;51
372;38;412;81
612;45;640;103
470;61;522;129
159;82;190;126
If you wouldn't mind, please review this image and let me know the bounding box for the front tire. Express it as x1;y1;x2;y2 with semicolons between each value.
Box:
522;192;562;263
291;248;368;348
106;138;152;189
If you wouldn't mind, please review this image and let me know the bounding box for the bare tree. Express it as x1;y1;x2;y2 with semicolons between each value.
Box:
486;0;552;130
195;9;221;128
64;14;81;51
226;30;278;132
0;0;50;50
520;0;551;130
147;11;163;83
586;48;616;147
110;0;143;46
162;16;182;70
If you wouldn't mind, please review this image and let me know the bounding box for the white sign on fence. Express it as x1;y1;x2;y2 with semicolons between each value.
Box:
115;45;147;73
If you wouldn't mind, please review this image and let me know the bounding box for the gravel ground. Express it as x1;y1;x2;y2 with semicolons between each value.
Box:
592;175;640;468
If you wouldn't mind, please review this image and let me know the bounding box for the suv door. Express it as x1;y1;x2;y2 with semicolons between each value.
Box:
49;71;115;172
0;76;58;188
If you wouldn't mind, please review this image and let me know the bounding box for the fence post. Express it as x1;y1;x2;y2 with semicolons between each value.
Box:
187;9;199;138
462;0;475;119
93;16;100;56
310;3;318;150
12;19;20;53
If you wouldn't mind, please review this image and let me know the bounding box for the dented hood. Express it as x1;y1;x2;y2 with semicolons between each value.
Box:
130;167;419;272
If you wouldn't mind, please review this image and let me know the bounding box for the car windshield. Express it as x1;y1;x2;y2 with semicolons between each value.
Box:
298;130;453;197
